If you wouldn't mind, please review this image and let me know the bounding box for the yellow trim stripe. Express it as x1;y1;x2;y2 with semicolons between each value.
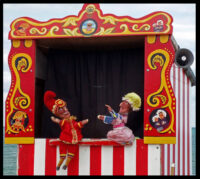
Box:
4;137;34;144
144;137;176;144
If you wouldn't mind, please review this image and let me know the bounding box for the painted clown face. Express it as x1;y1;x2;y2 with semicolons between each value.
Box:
119;100;131;114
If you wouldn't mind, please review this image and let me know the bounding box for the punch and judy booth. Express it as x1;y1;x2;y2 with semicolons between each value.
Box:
5;4;195;175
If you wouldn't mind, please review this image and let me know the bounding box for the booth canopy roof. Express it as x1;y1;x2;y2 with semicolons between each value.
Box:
9;3;173;40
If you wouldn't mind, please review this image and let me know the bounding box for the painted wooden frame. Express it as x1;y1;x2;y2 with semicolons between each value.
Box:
5;3;175;144
9;4;173;39
5;39;35;144
144;35;176;144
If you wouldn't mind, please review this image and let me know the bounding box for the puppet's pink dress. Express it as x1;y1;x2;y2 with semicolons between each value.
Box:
103;110;135;144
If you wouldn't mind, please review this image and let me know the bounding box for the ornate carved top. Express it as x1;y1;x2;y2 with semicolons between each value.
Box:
9;4;173;39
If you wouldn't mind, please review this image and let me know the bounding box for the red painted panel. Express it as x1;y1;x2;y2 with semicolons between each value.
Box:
90;146;101;175
113;146;124;175
5;39;35;144
67;146;79;175
45;139;57;175
144;35;176;143
136;139;148;175
18;144;34;175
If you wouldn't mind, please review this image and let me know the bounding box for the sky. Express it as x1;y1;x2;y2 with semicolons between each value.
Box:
3;3;196;127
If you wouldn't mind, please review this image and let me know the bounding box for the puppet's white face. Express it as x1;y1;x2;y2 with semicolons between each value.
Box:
119;101;130;114
56;106;70;119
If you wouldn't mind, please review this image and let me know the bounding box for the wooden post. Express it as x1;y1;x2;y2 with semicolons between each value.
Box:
170;163;175;175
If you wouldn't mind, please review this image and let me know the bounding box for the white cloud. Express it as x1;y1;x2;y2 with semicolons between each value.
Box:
174;23;195;30
173;31;195;42
3;71;11;84
3;3;84;21
3;91;8;103
3;91;9;126
100;3;196;19
3;32;9;41
3;51;9;64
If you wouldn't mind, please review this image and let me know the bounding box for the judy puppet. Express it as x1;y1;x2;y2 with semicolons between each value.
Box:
98;92;141;145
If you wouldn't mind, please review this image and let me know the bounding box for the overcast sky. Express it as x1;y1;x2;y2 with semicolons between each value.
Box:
3;3;196;127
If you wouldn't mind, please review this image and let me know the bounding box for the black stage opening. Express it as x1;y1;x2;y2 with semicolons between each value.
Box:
35;36;144;139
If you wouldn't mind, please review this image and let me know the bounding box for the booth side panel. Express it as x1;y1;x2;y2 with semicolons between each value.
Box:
5;39;36;144
17;139;161;175
144;35;176;144
161;65;192;175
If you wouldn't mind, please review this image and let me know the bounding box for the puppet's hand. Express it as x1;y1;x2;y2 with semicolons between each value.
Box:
51;116;60;124
81;119;89;125
105;104;112;112
97;115;105;121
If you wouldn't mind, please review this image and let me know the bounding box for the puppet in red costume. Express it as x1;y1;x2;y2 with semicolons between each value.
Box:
44;90;88;170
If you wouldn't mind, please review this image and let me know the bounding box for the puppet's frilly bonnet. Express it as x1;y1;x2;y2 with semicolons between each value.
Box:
122;92;141;111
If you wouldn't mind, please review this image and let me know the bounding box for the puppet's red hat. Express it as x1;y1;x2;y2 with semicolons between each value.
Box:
44;90;66;114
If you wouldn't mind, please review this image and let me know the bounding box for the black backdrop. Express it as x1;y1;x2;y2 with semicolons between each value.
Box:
40;47;144;139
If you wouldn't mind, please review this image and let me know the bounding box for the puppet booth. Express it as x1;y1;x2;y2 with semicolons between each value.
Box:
5;3;195;175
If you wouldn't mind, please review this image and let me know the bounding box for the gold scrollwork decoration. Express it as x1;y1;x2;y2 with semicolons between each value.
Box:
95;27;115;35
16;57;28;72
10;5;172;39
132;24;151;31
147;49;175;133
120;24;131;34
6;53;32;134
102;16;117;25
157;94;167;104
63;27;82;36
151;54;165;68
48;26;59;36
12;53;32;109
62;17;79;27
147;50;169;107
29;27;47;35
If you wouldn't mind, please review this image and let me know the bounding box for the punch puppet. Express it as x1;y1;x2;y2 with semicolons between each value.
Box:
98;92;141;145
44;90;89;170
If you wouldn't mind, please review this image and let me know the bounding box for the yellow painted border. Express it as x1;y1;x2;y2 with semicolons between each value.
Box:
144;137;176;144
4;137;34;144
